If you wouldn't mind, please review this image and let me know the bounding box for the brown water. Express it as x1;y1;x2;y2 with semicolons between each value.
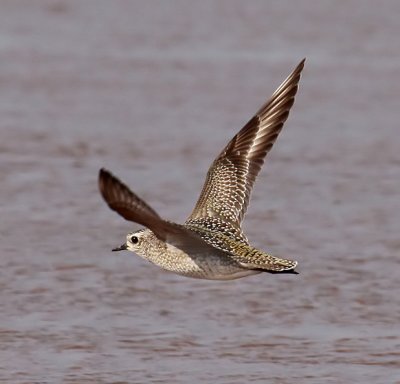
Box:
1;1;400;383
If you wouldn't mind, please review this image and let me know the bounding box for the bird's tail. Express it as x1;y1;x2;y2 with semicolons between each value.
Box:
191;228;299;274
230;244;298;273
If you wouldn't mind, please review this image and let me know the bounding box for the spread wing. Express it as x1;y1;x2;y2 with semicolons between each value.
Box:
99;168;229;255
99;168;163;230
186;59;305;230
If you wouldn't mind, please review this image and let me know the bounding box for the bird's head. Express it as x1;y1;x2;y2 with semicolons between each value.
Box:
112;229;147;253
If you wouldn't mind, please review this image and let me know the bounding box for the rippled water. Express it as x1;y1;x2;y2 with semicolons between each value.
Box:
1;1;400;383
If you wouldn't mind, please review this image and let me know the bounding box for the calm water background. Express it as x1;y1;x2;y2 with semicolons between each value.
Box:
1;1;399;383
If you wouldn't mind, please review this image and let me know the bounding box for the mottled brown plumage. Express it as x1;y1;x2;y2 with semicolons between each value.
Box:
99;59;305;280
187;59;304;228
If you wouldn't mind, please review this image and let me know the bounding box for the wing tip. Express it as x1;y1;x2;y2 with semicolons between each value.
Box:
288;57;306;84
257;58;306;116
99;167;110;181
294;58;306;74
98;167;113;197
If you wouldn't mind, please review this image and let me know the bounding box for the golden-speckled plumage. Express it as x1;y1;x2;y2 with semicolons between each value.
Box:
99;59;305;280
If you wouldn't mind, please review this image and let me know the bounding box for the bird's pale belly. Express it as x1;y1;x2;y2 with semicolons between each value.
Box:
136;243;260;280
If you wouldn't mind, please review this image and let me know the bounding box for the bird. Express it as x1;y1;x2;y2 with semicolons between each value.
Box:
99;59;305;280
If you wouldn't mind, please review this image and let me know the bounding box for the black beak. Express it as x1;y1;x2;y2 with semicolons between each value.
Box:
112;243;128;252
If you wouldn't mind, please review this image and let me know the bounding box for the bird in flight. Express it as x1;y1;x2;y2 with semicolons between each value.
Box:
99;59;305;280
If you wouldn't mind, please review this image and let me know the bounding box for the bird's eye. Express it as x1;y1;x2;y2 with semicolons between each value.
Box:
130;236;139;244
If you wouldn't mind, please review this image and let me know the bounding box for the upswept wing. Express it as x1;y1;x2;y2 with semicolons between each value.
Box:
187;59;305;229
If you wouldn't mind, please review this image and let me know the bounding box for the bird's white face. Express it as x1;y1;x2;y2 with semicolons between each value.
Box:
112;229;147;253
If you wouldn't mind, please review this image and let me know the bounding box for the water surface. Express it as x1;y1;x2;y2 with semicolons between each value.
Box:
1;1;399;383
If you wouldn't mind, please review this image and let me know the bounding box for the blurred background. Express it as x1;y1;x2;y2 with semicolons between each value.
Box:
1;1;399;383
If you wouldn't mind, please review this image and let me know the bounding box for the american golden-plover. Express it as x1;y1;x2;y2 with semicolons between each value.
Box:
99;59;305;280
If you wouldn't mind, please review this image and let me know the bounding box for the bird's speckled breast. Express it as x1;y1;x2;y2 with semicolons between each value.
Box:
135;232;257;280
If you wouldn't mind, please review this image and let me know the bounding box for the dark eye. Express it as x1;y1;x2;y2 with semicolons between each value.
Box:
130;236;139;244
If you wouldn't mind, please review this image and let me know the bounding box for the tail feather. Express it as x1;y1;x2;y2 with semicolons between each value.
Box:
232;247;298;273
185;226;299;274
262;267;299;275
238;256;298;273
